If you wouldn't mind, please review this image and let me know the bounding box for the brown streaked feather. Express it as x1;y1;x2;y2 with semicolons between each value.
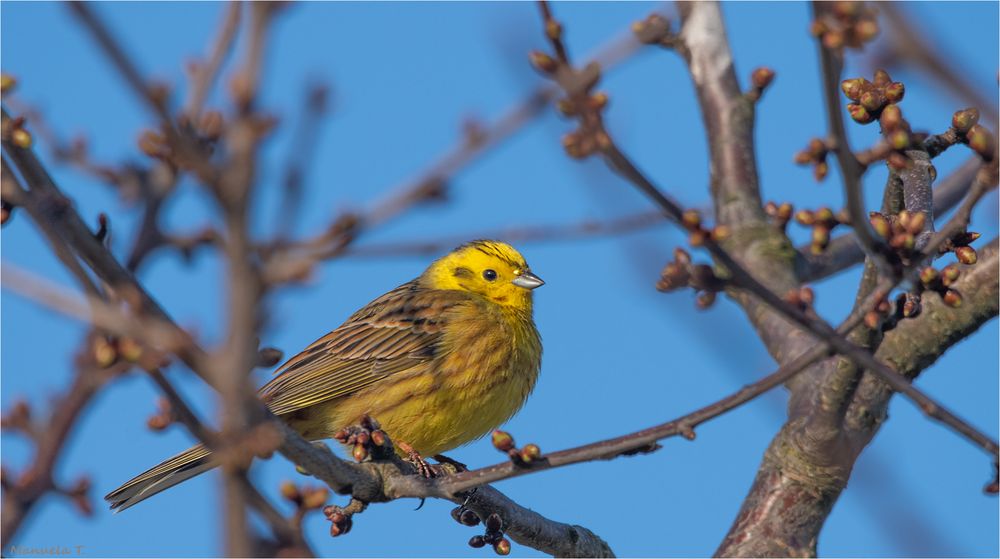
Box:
258;280;472;417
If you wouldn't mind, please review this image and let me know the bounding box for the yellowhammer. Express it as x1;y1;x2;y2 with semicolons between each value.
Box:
105;240;544;511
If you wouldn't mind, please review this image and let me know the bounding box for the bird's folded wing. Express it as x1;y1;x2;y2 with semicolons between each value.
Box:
258;282;469;416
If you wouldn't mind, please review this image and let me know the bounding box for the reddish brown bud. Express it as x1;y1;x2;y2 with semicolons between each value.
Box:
902;293;921;318
681;209;702;231
942;289;962;308
10;127;32;149
794;150;813;165
491;430;515;452
673;247;691;265
545;20;562;40
695;290;716;310
0;74;16;94
822;30;845;49
941;264;961;286
118;338;143;362
888;129;911;151
967;125;995;159
869;213;891;239
872;69;892;87
904;211;926;235
813;161;829;181
370;429;386;446
884;82;905;104
711;225;731;242
955;246;978;265
494;538;512;556
859;90;885;112
352;443;368;462
138;130;169;159
879;104;902;130
751;67;775;90
93;337;117;367
847;103;874;124
529;51;558;74
889;232;915;251
919;266;939;286
302;487;329;509
810;227;830;254
280;481;301;502
589;92;609;110
469;536;487;549
688;230;708;247
951;108;980;134
814;207;835;224
864;310;881;330
840;78;864;101
520;443;541;463
556;98;577;116
854;18;879;42
795;209;816;226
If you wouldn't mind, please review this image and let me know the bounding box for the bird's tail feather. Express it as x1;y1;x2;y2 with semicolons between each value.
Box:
105;444;214;512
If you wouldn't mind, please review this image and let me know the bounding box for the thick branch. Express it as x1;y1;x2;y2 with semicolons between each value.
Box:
717;239;998;557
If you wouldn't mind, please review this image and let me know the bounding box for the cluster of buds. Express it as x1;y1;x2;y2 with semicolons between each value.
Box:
680;209;730;247
529;19;607;160
783;285;816;313
334;415;389;463
764;201;794;231
842;70;905;129
868;209;930;263
465;512;511;556
794;139;832;181
656;247;727;309
491;430;542;466
631;13;673;47
951;108;996;161
90;335;146;369
746;67;776;103
146;398;175;431
89;335;137;368
918;264;964;309
2;113;34;149
795;206;847;254
810;1;879;50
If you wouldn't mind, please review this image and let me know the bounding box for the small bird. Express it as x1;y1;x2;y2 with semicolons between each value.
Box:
105;240;544;511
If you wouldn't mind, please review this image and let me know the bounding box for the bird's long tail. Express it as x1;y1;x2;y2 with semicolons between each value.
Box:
104;444;215;512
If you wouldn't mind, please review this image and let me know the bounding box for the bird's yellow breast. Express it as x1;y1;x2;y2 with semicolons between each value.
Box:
311;298;541;457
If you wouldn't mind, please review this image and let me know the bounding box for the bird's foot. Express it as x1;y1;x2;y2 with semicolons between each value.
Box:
398;441;437;478
334;415;391;462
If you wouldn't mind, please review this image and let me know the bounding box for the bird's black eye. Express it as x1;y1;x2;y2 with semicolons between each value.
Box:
483;269;498;281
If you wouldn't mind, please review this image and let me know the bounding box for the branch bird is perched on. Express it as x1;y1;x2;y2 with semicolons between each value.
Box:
106;240;544;511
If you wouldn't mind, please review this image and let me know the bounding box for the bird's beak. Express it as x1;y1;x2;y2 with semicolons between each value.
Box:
512;270;545;290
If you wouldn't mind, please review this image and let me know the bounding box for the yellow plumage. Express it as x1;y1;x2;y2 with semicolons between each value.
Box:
105;240;543;511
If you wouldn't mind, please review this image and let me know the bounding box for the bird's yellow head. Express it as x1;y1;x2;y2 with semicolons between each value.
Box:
422;240;544;310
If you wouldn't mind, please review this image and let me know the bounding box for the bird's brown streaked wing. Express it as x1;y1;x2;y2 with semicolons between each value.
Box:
258;281;469;416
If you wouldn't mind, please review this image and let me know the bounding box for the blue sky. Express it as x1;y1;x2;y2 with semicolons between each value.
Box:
2;2;997;557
